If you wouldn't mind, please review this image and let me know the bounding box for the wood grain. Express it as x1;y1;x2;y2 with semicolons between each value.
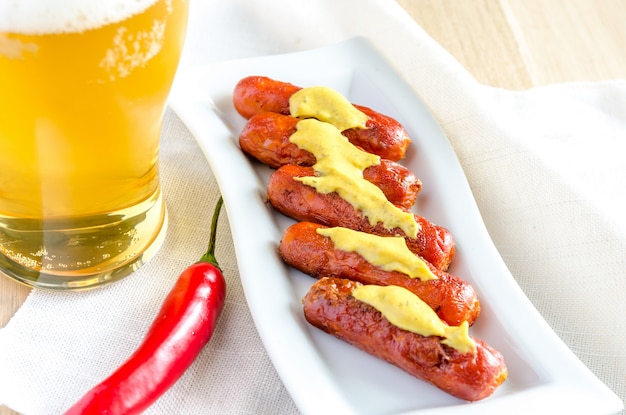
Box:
2;1;625;413
0;278;29;328
397;0;626;88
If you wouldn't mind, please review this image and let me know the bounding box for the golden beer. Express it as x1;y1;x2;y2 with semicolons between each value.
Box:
0;0;189;289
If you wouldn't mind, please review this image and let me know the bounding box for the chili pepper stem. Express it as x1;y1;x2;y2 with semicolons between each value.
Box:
198;196;223;269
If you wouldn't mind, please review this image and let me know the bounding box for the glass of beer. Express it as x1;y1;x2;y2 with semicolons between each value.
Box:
0;0;189;290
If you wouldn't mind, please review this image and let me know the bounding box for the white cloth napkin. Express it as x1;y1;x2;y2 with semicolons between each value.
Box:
2;0;625;414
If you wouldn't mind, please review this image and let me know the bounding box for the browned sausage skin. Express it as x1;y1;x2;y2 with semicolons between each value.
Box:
345;104;411;162
239;112;315;168
233;76;411;161
280;222;479;326
302;277;507;402
233;75;300;119
363;159;421;210
267;164;455;271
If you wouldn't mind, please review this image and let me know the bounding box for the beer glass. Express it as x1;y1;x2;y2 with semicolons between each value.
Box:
0;0;189;289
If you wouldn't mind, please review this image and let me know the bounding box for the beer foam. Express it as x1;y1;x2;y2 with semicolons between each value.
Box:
0;0;160;34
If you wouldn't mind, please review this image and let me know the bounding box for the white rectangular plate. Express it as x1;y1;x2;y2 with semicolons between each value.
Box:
170;37;623;415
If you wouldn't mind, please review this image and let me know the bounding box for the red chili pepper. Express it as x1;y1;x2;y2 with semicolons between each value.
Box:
64;197;227;415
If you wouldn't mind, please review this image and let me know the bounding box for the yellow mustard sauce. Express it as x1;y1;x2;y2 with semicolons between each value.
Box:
288;86;465;352
289;86;369;131
352;284;477;355
289;118;419;238
316;227;437;281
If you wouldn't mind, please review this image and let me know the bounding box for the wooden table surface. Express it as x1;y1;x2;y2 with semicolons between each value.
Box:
2;0;625;413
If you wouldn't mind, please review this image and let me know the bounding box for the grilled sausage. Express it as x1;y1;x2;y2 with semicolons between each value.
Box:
239;112;316;168
233;76;411;161
302;277;507;402
233;75;300;119
280;222;478;326
240;114;421;209
267;164;455;271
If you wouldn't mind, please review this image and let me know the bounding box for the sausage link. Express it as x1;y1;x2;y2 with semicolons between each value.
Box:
240;115;421;209
280;222;479;326
362;159;421;210
233;76;301;119
345;104;411;162
267;165;455;271
233;76;411;161
302;277;507;402
239;112;316;168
